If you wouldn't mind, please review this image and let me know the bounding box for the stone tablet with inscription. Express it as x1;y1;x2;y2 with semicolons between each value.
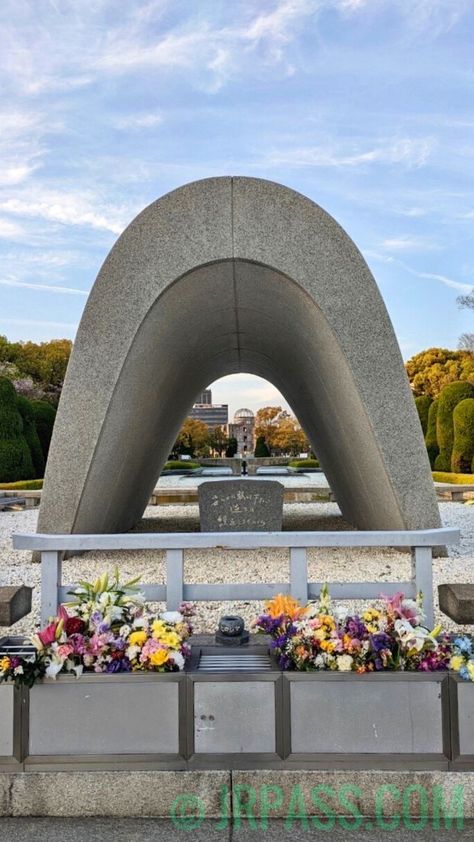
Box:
198;480;284;532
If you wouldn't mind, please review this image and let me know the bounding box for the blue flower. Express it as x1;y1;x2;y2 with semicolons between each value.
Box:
454;636;472;655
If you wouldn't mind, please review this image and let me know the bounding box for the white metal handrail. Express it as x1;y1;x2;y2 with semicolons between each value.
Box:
13;528;460;627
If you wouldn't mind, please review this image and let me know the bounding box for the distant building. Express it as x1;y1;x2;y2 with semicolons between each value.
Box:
195;389;212;405
189;387;228;428
228;407;255;455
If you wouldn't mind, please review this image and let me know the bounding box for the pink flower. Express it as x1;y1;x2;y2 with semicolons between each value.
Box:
37;621;60;647
58;643;74;660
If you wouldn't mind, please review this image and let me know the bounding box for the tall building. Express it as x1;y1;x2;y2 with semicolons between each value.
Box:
228;408;255;455
189;388;228;428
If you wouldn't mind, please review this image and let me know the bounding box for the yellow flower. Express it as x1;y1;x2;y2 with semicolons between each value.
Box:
151;620;167;638
320;639;336;653
363;609;380;622
0;656;11;672
161;631;180;649
467;662;474;681
150;649;169;666
265;594;302;620
129;630;147;647
450;655;464;671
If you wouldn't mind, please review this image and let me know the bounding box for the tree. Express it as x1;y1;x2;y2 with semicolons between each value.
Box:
457;290;474;310
254;436;270;457
452;399;474;473
0;335;72;404
458;334;474;352
255;406;310;455
17;395;45;478
405;348;474;398
173;417;210;457
414;395;432;436
225;437;238;457
208;425;227;456
0;377;34;482
425;399;439;468
31;400;57;463
434;381;474;472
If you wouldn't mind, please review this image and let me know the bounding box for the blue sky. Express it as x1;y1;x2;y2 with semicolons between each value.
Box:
0;0;473;416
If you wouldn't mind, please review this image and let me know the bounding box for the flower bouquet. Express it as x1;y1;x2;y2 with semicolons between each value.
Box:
253;585;457;675
0;569;194;687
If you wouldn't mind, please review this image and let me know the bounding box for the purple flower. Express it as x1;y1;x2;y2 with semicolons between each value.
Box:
278;654;291;670
105;657;131;673
346;617;367;638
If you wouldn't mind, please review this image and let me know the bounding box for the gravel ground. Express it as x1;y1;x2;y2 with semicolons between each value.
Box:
1;501;473;638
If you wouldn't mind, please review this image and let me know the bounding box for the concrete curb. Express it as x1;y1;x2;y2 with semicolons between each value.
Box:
0;770;473;818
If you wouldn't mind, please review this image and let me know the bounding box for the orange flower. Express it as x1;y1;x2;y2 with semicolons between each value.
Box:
264;594;303;620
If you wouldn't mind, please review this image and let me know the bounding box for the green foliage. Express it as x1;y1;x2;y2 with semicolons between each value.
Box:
163;461;200;471
254;436;270;457
405;347;474;398
0;377;34;482
451;399;474;474
432;471;474;485
17;395;45;478
425;398;439;468
0;479;43;490
415;395;432;436
225;437;238;457
434;381;474;472
31;400;56;462
289;458;320;468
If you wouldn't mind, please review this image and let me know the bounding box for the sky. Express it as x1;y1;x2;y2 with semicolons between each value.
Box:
0;0;473;418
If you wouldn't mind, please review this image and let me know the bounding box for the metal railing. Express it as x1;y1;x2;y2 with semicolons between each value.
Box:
13;528;460;627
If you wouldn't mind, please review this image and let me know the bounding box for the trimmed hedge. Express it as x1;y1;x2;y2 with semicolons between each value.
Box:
0;377;34;482
163;460;200;471
425;398;439;468
434;381;474;472
415;395;432;436
0;479;43;490
432;471;474;484
254;436;270;457
289;458;320;469
17;395;45;479
31;400;56;463
451;398;474;474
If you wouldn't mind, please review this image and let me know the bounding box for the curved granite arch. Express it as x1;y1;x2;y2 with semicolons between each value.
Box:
38;177;440;534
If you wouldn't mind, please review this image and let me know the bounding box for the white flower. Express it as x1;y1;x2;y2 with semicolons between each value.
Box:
13;665;24;676
336;654;353;672
72;665;83;678
160;611;183;625
168;651;185;670
314;654;325;668
120;625;131;638
126;645;140;660
45;660;63;679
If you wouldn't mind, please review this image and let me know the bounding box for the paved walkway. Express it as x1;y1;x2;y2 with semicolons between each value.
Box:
0;818;473;840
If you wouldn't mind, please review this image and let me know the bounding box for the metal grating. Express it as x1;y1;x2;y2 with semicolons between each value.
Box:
198;653;273;672
0;636;36;661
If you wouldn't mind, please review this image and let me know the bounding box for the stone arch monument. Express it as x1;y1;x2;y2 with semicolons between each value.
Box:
39;177;440;535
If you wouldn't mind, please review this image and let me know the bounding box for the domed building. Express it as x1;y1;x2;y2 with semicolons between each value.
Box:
228;408;255;456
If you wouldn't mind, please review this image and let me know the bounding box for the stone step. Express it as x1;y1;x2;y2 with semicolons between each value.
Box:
438;583;474;624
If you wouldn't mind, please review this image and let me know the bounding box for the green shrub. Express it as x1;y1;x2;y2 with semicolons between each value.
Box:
254;436;270;457
451;398;474;474
163;460;200;471
225;437;238;457
425;398;439;468
432;471;474;485
434;381;474;472
31;400;56;462
289;458;320;469
0;377;34;482
415;395;432;436
17;395;45;478
0;478;43;490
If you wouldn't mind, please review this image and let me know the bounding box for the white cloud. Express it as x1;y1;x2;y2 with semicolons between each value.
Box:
0;317;78;329
264;137;434;169
0;189;129;235
113;112;163;130
0;278;89;296
0;218;26;239
364;250;472;293
381;235;439;252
